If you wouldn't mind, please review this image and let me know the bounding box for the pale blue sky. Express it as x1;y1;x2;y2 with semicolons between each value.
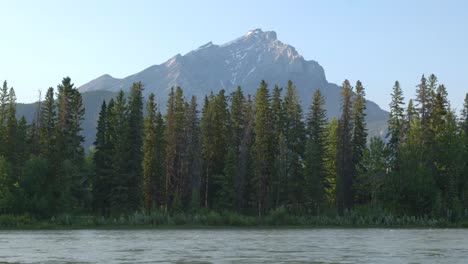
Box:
0;0;467;111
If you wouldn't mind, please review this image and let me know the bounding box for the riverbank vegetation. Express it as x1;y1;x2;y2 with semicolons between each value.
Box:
0;74;467;228
1;207;468;229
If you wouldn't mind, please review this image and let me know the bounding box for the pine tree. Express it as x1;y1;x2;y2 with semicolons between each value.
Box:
461;94;468;209
200;90;229;210
142;93;158;211
125;82;144;211
283;80;306;207
172;87;187;210
237;94;254;212
39;87;56;158
324;118;338;205
5;87;18;182
164;87;187;211
68;89;85;163
352;80;368;204
271;85;284;143
336;79;354;213
200;94;214;208
154;109;166;209
108;92;128;212
462;94;468;136
270;85;286;208
406;99;416;125
0;81;9;157
415;74;432;128
54;77;86;211
211;89;229;209
184;96;200;210
387;81;405;164
93;101;112;214
253;80;273;216
432;84;449;132
304;89;328;212
0;81;8;126
228;87;246;211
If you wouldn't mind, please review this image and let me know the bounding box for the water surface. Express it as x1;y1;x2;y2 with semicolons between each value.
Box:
1;228;467;263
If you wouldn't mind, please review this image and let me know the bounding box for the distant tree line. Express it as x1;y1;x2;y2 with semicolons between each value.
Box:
0;74;467;220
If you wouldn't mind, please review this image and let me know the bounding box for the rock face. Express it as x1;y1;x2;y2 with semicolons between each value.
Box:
78;29;388;125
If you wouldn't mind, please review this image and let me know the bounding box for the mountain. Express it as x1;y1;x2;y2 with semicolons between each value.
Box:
80;28;387;120
20;29;388;150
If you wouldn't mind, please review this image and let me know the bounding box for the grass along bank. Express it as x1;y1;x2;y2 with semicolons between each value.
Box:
1;207;468;229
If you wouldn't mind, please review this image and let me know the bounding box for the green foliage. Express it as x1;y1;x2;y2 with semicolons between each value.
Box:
282;80;306;206
322;118;338;206
0;74;467;226
253;80;273;216
304;89;328;212
336;80;354;214
142;94;158;211
0;156;13;213
125;82;144;211
355;137;389;206
19;157;51;216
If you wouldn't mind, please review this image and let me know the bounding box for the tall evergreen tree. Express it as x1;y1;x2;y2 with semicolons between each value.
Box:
270;85;287;208
336;80;354;214
68;89;85;163
0;81;9;157
324;118;338;205
200;94;214;208
406;99;416;125
93;101;112;214
53;77;85;212
5;87;18;182
0;81;8;126
210;90;229;209
108;92;128;212
415;74;432;128
462;94;468;136
387;81;405;165
164;87;187;211
227;87;245;210
125;82;144;211
184;96;200;210
283;80;306;207
461;94;468;209
154;109;166;209
39;87;56;158
304;89;328;212
142;94;159;211
237;94;254;212
253;80;273;216
352;80;368;204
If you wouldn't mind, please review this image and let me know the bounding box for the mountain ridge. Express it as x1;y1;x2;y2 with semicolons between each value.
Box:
78;29;385;122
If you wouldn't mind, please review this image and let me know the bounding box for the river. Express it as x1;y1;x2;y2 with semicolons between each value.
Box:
1;228;467;263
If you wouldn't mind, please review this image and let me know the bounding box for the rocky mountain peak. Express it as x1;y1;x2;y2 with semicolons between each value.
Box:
245;28;277;41
73;29;388;149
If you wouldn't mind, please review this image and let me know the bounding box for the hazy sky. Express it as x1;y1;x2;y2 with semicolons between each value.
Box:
1;0;467;111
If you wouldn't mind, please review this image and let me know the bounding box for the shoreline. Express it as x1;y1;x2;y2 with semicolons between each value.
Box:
1;213;467;230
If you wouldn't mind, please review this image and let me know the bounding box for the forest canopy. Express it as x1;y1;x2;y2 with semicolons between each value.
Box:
0;75;467;223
